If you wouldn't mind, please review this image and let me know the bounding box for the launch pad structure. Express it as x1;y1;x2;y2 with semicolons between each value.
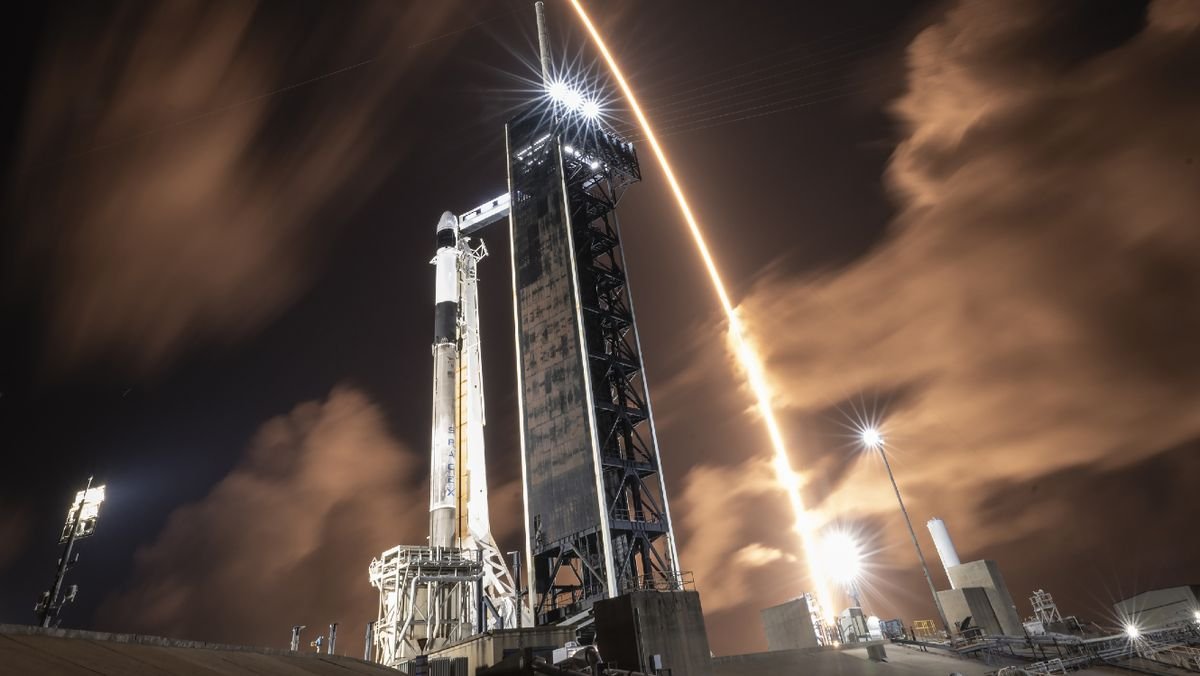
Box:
506;101;681;625
368;2;685;668
368;199;522;666
370;113;683;664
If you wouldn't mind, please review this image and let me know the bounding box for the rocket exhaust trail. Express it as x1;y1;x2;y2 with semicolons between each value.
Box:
566;0;835;619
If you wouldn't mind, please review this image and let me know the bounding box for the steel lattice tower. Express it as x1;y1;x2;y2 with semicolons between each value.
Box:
507;104;681;625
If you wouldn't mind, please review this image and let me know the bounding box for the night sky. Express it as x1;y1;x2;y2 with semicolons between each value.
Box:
3;0;1199;657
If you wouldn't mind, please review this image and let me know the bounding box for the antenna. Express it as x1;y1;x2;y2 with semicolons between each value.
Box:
534;2;552;88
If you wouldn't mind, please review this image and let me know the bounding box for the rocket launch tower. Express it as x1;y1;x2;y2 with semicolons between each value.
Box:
369;3;681;665
507;97;680;625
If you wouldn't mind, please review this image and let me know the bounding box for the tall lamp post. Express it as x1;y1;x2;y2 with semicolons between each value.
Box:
861;428;950;637
36;476;106;627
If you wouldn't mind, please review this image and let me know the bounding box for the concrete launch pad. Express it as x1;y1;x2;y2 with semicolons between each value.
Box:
712;643;1141;676
0;624;396;675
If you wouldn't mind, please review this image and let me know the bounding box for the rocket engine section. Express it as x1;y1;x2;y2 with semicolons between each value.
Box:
430;211;461;549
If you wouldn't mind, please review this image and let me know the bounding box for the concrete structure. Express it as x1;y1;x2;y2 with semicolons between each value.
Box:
421;626;575;674
592;591;713;676
713;643;1129;676
0;624;396;675
943;560;1022;635
760;597;819;651
713;644;987;676
1114;585;1200;630
939;586;1004;636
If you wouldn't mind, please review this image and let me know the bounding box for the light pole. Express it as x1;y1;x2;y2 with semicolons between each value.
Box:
862;429;950;637
36;476;106;628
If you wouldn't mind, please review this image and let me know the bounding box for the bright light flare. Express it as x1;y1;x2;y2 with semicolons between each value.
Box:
820;531;863;585
567;0;835;618
548;80;571;103
71;485;107;522
547;79;587;112
1124;623;1141;639
861;427;883;449
1194;610;1200;623
547;78;602;121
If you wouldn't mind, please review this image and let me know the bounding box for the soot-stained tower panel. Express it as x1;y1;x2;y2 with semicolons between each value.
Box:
509;128;602;546
507;106;681;626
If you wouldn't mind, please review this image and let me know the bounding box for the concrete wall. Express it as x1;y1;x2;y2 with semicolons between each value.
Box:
594;590;713;676
425;627;574;674
939;588;1003;635
1114;586;1200;629
761;597;818;651
947;560;1023;635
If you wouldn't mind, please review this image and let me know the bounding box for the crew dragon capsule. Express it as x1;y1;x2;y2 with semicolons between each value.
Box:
429;211;460;549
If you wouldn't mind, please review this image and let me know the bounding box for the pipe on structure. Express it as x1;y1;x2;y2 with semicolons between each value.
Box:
926;517;961;586
534;1;552;88
430;211;461;548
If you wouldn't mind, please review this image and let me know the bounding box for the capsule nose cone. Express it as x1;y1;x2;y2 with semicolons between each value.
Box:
436;211;458;248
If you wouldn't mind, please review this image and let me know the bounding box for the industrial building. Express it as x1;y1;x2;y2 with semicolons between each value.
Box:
925;518;1024;637
760;597;819;651
936;559;1024;637
1114;586;1200;630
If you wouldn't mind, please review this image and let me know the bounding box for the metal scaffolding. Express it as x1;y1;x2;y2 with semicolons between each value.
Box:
508;106;681;626
368;545;484;666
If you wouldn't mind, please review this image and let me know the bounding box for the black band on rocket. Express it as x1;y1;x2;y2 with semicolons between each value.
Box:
435;301;457;341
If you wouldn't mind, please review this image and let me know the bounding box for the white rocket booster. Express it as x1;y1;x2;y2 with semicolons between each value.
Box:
430;211;460;549
422;197;527;628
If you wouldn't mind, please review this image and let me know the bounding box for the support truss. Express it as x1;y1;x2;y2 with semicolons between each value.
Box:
368;545;484;667
509;111;684;625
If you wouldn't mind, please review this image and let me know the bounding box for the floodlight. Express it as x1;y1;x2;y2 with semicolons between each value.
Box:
39;477;106;628
60;484;106;543
563;88;583;111
861;427;883;449
1124;623;1140;639
1193;610;1199;623
581;99;601;119
548;80;570;103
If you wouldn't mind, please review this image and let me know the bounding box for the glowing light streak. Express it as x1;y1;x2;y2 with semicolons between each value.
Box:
567;0;834;618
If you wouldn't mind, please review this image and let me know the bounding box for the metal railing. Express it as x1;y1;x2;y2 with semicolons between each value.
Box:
619;571;695;593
